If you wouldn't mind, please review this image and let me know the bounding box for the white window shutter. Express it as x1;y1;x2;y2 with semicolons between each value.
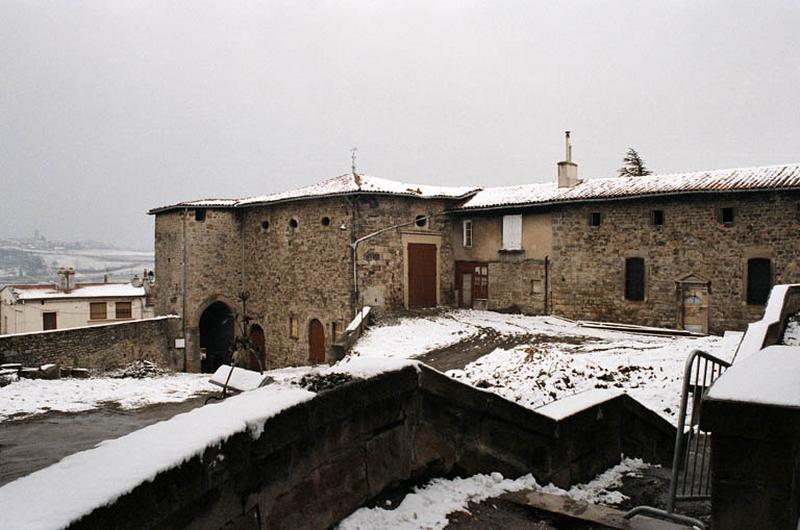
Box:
502;215;522;250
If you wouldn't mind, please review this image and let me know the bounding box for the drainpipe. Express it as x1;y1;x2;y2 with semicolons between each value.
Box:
181;207;188;372
349;211;446;315
544;255;549;315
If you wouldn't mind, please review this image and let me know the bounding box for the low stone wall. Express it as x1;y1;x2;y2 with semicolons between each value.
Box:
61;364;674;530
0;316;182;371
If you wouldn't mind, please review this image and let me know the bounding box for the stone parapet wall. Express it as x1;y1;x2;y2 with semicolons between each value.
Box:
64;365;674;529
0;316;181;371
550;192;800;333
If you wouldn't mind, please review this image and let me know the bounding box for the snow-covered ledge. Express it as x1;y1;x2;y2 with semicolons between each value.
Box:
734;284;800;362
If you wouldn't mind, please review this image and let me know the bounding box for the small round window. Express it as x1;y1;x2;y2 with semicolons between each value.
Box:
321;216;331;226
289;218;299;229
261;220;270;232
415;215;428;228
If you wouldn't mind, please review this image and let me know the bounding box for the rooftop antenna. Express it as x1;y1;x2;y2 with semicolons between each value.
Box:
351;147;358;175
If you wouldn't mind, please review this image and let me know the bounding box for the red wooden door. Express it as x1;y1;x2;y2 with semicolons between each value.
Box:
309;319;326;364
408;243;437;308
249;325;266;370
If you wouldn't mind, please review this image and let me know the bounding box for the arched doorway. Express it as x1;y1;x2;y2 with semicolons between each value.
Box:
249;324;266;371
309;319;325;364
199;301;234;373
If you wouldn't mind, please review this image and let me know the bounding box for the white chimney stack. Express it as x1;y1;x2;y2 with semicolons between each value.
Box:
557;131;580;188
57;267;76;292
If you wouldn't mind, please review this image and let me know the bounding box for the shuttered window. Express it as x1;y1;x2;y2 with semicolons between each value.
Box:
90;302;107;320
747;258;772;305
501;215;522;250
115;301;132;319
625;258;645;301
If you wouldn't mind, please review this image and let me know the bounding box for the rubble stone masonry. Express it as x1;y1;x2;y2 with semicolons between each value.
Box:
154;195;458;371
0;316;181;370
549;191;800;333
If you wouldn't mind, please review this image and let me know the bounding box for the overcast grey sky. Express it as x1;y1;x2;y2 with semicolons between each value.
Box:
1;0;799;249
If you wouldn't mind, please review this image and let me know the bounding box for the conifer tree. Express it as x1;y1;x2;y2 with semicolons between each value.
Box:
617;147;653;177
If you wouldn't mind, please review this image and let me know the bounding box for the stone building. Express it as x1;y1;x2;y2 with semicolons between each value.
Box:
150;152;800;371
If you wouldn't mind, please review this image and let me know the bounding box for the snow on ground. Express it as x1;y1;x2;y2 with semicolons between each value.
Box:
339;457;651;530
0;358;419;530
351;310;741;424
0;373;216;422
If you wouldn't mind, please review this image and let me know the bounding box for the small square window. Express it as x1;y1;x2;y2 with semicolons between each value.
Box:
194;209;206;222
721;207;734;224
650;210;664;226
589;212;602;227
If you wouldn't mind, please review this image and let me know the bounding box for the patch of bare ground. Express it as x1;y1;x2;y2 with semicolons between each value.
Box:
417;330;598;372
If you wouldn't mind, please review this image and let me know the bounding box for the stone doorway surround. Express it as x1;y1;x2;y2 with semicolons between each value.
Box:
401;232;442;309
675;273;710;335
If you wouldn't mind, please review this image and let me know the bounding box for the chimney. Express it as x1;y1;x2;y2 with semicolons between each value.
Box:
57;267;67;291
131;274;143;288
57;267;76;292
557;131;580;188
65;267;76;291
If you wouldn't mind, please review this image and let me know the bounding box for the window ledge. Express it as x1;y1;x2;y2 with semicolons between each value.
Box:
498;248;524;255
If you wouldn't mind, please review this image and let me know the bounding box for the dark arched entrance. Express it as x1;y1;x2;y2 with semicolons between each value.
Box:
249;324;266;371
309;319;325;364
199;301;234;373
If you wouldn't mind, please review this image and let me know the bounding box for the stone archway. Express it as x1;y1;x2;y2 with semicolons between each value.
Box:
249;324;266;371
199;301;234;373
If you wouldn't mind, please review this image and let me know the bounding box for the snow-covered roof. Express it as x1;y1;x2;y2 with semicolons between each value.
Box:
2;283;146;301
149;173;480;214
457;162;800;211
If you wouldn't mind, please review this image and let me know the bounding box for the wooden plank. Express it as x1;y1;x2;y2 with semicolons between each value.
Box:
505;490;693;530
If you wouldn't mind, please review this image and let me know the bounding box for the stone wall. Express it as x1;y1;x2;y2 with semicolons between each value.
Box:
0;316;181;370
550;191;800;333
153;195;460;371
64;365;675;530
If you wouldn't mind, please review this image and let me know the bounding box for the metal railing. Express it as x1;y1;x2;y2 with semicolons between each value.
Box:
625;349;731;529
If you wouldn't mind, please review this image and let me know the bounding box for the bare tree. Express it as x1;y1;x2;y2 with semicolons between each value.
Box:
617;147;653;177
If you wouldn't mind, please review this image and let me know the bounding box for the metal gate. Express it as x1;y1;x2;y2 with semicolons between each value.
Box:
625;349;731;529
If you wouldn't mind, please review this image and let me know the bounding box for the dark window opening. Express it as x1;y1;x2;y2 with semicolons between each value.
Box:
321;216;331;226
625;257;645;301
721;207;735;224
194;209;206;222
650;210;664;226
261;220;270;231
115;301;132;319
415;214;428;228
747;258;772;305
590;212;602;227
43;312;57;330
289;218;298;229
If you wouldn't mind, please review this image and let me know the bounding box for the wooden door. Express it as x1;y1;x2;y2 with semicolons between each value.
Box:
408;243;437;308
681;285;709;334
309;319;326;364
249;325;266;370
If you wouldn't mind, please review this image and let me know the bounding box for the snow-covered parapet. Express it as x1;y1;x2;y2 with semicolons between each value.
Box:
707;345;800;407
0;357;419;529
735;284;800;362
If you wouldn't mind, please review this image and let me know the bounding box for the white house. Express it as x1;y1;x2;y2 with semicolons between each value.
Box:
0;267;154;335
